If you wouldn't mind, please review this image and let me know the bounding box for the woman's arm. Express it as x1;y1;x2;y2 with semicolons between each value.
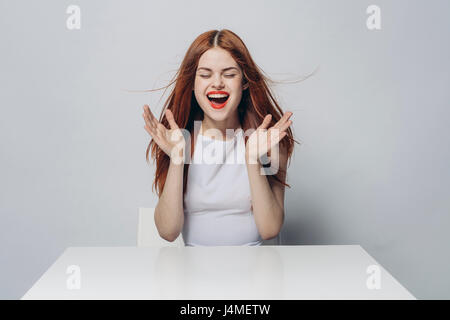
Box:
142;105;186;242
154;161;185;242
245;145;288;240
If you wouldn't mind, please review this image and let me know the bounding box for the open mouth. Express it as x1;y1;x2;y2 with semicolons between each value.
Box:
207;91;230;109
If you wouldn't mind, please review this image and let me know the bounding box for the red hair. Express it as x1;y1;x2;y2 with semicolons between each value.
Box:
146;29;300;197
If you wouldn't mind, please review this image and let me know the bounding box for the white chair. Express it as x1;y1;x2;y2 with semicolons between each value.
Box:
137;207;282;247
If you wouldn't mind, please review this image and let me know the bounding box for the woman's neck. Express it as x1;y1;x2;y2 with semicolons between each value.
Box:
200;114;242;141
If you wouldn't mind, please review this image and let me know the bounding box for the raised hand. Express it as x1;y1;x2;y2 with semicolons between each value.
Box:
142;105;186;163
245;112;293;164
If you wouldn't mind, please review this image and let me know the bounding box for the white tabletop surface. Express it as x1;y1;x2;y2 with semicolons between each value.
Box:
21;245;415;300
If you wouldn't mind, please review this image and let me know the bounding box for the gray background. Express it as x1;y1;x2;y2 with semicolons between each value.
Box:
1;0;449;299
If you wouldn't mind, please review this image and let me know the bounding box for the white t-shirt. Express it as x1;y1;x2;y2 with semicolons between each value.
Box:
182;128;263;246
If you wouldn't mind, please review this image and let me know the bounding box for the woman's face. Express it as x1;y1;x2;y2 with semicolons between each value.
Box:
194;47;248;123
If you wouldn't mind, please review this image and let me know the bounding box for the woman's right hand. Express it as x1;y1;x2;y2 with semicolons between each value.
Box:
142;105;186;163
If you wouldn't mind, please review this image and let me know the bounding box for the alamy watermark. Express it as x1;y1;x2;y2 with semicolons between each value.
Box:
366;264;381;290
66;5;81;30
366;5;381;30
168;120;281;175
66;264;81;290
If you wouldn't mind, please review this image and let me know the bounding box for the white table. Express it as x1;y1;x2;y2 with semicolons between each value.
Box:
21;245;415;300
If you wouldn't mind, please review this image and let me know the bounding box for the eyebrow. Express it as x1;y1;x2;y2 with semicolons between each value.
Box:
196;67;239;72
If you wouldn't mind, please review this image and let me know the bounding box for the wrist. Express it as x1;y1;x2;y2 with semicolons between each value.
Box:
245;151;261;166
169;145;187;166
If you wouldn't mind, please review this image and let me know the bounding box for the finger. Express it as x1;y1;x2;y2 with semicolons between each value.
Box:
147;106;159;128
258;114;272;130
144;124;152;135
165;109;179;130
267;122;290;149
142;112;155;129
278;119;293;132
143;105;158;128
155;122;168;138
273;111;293;129
268;130;287;147
267;127;282;144
273;111;292;128
142;105;154;127
144;124;157;140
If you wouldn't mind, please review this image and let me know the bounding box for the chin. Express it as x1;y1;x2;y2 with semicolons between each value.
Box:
204;111;229;122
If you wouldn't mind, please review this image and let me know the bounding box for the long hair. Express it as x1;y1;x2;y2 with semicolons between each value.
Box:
146;29;300;197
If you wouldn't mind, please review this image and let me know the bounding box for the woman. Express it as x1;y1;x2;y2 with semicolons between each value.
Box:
142;29;296;246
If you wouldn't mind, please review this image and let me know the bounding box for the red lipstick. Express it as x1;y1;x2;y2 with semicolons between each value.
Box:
207;91;230;109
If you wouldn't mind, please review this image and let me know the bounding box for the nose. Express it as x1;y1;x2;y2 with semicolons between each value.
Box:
211;74;224;89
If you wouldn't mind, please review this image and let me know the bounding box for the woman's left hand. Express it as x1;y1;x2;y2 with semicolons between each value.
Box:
245;112;293;164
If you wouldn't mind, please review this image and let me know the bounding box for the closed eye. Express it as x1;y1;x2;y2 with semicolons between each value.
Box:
198;74;237;78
